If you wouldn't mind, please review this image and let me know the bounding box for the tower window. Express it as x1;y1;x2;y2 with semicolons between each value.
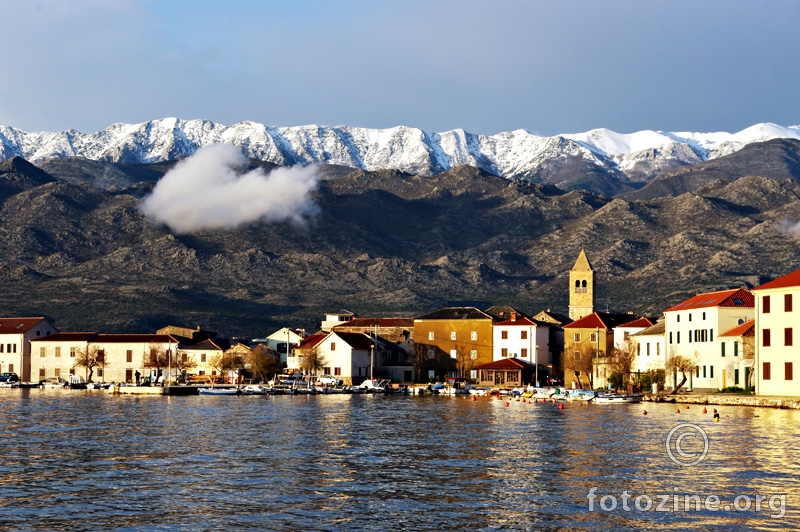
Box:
581;280;587;293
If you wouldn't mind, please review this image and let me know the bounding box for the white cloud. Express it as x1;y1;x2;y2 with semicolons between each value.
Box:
140;144;319;233
782;219;800;239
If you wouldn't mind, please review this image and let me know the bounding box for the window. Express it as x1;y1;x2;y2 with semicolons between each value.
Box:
521;330;528;340
786;362;793;381
330;343;336;351
695;366;700;378
590;333;597;343
734;369;740;385
764;295;771;313
471;331;477;341
53;347;60;358
582;280;587;293
199;370;205;376
656;344;660;356
763;362;771;380
786;328;793;347
689;314;692;322
734;342;738;357
450;331;457;341
721;343;726;357
702;366;706;378
7;364;12;373
669;332;673;344
574;333;581;342
126;369;133;382
710;366;714;379
54;368;61;377
201;353;207;362
97;368;103;378
126;350;132;363
323;367;331;375
71;347;77;358
501;348;508;357
521;348;528;358
501;331;508;340
428;331;435;341
40;347;46;357
646;344;650;356
637;344;641;356
470;350;477;360
677;332;680;344
0;344;3;353
702;312;706;320
677;315;681;323
334;367;341;376
39;368;45;378
763;329;771;347
575;280;581;293
786;294;793;312
450;349;457;359
182;353;187;363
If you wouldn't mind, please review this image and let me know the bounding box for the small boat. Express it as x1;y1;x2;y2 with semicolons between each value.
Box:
198;386;240;395
241;385;269;395
593;393;643;404
567;389;597;402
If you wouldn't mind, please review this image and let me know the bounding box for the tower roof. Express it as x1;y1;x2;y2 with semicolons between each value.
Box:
571;249;593;271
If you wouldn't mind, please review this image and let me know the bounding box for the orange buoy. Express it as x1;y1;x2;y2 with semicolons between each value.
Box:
676;408;681;413
686;405;690;409
702;407;707;414
558;403;564;410
471;394;477;401
504;401;509;407
528;400;531;404
642;410;647;415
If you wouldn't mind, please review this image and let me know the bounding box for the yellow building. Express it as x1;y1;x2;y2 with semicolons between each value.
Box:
413;307;495;380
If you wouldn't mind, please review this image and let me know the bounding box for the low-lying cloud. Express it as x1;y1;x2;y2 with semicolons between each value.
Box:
783;219;800;239
140;144;319;233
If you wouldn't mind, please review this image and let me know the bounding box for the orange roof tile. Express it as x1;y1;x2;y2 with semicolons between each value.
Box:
719;320;755;338
754;268;800;291
664;288;754;312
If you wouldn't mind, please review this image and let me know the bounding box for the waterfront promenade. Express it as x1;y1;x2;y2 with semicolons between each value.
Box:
645;392;800;409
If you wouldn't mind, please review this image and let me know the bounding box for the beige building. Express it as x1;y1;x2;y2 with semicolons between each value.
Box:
0;317;58;381
754;268;800;396
30;333;178;383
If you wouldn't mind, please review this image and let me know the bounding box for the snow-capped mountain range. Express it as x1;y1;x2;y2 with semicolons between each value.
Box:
1;119;799;183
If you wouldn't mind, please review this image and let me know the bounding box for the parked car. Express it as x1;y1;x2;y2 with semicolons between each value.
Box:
0;372;19;387
317;375;343;386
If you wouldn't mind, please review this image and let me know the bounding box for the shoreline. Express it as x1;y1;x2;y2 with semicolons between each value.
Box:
643;393;800;409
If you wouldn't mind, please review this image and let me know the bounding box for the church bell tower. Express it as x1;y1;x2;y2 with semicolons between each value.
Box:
569;249;595;321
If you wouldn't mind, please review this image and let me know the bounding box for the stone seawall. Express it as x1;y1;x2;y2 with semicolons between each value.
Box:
644;393;800;409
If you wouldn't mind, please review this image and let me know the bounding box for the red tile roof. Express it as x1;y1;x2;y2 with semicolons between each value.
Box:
0;317;53;335
494;316;538;326
32;332;96;342
615;317;654;329
475;358;535;370
664;288;754;312
563;312;643;330
754;268;800;291
297;333;327;349
719;320;755;338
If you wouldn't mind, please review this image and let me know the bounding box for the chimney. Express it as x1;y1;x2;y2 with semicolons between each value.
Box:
511;311;517;321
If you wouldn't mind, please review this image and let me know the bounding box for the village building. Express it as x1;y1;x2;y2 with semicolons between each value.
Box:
563;312;644;389
0;317;58;381
320;310;356;332
717;320;755;390
475;357;537;388
630;319;667;382
753;268;800;396
176;338;232;382
30;333;178;384
288;331;372;385
413;307;495;381
156;325;217;345
260;327;306;363
663;288;754;392
491;312;551;385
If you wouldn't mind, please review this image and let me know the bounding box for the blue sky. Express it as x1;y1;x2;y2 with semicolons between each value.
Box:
1;0;798;136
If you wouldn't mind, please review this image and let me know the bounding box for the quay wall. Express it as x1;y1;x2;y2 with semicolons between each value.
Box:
644;393;800;409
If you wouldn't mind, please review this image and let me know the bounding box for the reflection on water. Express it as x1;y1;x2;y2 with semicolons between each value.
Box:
0;390;797;531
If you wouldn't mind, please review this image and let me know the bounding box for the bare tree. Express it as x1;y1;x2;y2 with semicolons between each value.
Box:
608;340;636;389
248;344;280;383
142;343;170;382
299;348;327;380
73;345;104;383
562;344;594;389
408;341;428;383
455;344;476;381
174;351;199;378
666;352;698;394
741;336;755;389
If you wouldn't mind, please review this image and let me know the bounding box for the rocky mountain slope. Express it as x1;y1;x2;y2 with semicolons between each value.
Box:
1;140;800;337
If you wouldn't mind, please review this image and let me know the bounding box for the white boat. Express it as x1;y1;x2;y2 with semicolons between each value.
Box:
355;379;387;393
241;385;269;395
593;393;643;404
198;387;240;395
567;389;597;402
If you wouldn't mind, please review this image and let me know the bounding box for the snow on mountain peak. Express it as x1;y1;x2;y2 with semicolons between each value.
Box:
1;120;798;183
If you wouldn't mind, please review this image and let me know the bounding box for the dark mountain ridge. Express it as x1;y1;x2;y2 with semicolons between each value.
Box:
0;144;799;337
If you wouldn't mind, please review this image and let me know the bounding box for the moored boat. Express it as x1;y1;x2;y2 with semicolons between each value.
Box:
198;386;240;396
593;393;643;404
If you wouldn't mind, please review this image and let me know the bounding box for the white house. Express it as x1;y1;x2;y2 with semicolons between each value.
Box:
753;268;800;396
321;310;356;332
492;313;550;385
289;331;372;385
0;317;58;382
262;327;305;363
630;320;666;379
663;288;754;392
